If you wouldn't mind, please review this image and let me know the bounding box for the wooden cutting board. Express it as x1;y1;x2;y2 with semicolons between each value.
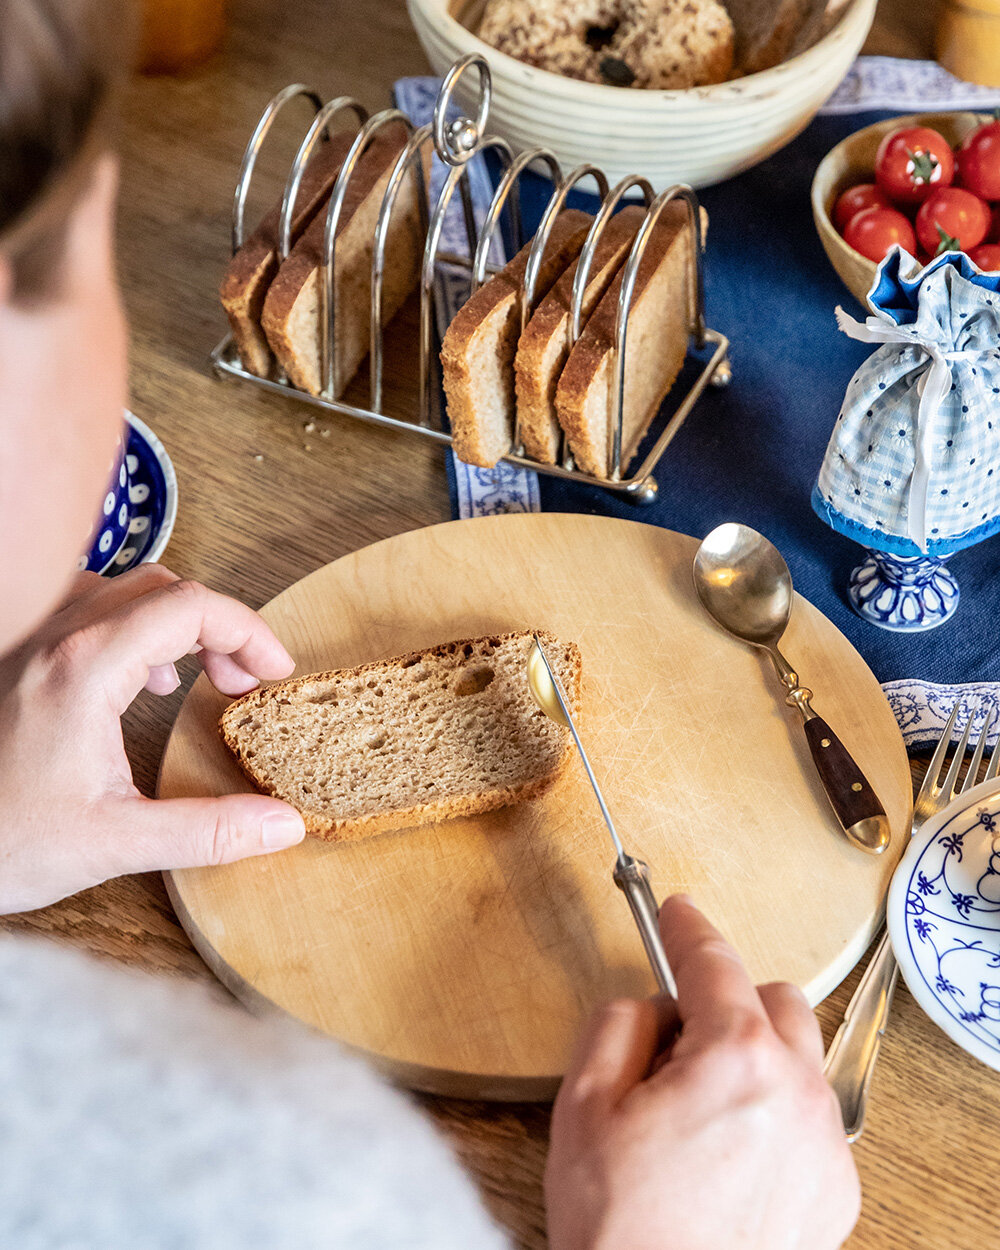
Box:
161;513;912;1099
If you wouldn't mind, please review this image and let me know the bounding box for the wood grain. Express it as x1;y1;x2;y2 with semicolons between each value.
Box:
160;514;911;1097
3;1;997;1245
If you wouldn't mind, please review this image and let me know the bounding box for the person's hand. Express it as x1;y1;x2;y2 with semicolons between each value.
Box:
545;894;859;1250
0;564;306;914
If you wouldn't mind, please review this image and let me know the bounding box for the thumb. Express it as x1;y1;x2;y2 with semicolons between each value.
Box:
109;793;306;873
553;995;677;1137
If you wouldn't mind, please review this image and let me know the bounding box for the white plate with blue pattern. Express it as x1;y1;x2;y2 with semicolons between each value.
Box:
888;777;1000;1070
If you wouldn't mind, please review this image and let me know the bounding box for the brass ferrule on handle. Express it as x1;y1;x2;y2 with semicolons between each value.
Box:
613;855;678;999
768;647;816;722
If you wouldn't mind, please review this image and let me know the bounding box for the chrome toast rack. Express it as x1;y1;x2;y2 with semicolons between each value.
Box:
210;55;731;504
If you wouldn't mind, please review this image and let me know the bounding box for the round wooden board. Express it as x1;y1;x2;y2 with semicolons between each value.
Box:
162;513;912;1100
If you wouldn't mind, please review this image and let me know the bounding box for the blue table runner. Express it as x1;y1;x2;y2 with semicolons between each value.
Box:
396;60;1000;746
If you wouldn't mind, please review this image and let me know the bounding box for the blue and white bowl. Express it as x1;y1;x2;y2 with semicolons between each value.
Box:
888;776;1000;1071
79;411;178;577
83;428;132;572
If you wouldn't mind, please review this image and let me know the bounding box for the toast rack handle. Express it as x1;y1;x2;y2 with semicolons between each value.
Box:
613;855;677;999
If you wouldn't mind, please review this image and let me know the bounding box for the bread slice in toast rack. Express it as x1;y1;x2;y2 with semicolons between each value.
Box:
515;206;646;465
219;131;356;379
261;124;424;398
556;202;705;480
441;209;594;468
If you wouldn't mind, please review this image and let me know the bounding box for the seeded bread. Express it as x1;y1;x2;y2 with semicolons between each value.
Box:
261;125;423;398
477;0;734;89
441;209;594;469
220;631;582;842
556;202;705;479
219;132;356;379
515;206;645;465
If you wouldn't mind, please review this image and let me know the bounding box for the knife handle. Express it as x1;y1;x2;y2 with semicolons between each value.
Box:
613;856;677;999
824;927;900;1143
802;716;890;855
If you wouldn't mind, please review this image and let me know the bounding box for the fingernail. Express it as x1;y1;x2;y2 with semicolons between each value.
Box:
262;810;306;849
671;892;695;908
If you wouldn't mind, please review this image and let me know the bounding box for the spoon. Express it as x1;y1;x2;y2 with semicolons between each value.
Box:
693;523;890;855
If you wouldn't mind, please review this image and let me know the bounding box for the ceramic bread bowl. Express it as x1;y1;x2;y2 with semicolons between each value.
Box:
408;0;877;191
811;111;985;305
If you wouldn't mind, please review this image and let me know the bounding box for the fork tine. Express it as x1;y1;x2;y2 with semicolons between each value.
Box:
942;702;976;802
918;701;963;805
985;706;1000;783
962;702;993;793
955;705;990;790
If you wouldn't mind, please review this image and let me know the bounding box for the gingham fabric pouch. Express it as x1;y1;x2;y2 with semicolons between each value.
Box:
813;249;1000;557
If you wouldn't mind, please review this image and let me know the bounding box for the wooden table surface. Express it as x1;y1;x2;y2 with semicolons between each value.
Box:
4;0;996;1246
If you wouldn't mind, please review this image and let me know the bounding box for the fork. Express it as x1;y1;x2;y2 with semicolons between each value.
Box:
823;699;999;1143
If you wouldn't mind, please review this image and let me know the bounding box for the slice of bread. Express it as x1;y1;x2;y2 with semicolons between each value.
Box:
556;202;705;480
515;206;646;465
727;0;816;74
219;131;356;379
261;125;424;398
220;631;582;842
441;209;594;469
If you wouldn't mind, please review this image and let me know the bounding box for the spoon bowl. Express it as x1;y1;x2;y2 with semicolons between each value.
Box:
693;522;793;648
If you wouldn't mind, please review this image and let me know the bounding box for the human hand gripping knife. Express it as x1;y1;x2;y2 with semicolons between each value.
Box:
527;635;677;999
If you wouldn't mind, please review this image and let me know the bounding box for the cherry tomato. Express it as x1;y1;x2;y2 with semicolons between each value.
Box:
956;120;1000;202
915;187;992;256
875;126;955;204
843;207;917;264
969;243;1000;271
832;183;894;233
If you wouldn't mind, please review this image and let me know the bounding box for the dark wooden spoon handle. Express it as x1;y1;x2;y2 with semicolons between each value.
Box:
803;717;890;853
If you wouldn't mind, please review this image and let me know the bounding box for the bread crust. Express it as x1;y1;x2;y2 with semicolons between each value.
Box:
219;132;356;378
220;631;583;842
441;209;594;468
732;0;815;73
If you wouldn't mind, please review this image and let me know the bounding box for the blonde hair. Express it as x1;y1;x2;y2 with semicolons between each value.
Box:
0;0;127;301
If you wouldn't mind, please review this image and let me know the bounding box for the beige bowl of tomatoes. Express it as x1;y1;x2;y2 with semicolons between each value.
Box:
812;112;1000;306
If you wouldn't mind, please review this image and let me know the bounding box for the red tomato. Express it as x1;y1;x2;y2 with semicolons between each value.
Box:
874;126;955;204
915;187;992;256
843;207;917;264
956;120;1000;202
990;205;1000;243
969;243;1000;271
832;183;893;233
